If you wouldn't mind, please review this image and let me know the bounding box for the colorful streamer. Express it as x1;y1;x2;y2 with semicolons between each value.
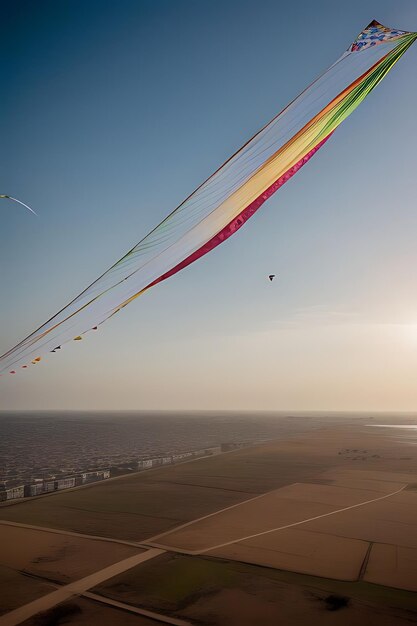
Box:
1;20;416;374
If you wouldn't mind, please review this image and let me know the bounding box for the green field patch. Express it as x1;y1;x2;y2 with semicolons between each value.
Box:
94;553;235;611
93;553;417;619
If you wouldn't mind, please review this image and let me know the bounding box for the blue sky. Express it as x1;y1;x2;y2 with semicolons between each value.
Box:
1;0;417;410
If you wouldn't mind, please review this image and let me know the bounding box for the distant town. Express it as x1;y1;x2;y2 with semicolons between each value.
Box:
0;442;247;503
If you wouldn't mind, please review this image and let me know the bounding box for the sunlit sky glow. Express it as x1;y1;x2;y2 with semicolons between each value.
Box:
1;0;417;411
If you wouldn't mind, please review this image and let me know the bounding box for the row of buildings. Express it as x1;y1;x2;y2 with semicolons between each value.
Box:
1;442;249;503
136;445;224;470
0;469;110;502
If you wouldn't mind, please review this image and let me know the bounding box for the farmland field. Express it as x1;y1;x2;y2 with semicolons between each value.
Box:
1;417;417;624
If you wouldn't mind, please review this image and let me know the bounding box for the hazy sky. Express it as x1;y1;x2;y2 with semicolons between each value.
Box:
1;0;417;411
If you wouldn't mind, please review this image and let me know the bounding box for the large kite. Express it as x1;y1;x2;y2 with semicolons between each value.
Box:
1;20;416;375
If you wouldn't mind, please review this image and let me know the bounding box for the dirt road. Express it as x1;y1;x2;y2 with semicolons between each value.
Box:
0;548;165;626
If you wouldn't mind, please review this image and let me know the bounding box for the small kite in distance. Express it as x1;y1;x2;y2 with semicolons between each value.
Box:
268;275;276;282
0;195;37;216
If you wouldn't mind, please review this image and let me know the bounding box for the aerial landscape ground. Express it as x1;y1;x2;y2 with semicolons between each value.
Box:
0;414;416;625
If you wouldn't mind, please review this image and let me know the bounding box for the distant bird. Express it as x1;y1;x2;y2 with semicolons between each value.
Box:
0;195;37;216
268;274;276;282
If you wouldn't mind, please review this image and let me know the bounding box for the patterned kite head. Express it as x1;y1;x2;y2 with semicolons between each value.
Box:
350;20;409;52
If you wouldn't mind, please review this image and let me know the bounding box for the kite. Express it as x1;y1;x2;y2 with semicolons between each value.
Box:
0;195;37;216
1;20;416;374
268;275;276;282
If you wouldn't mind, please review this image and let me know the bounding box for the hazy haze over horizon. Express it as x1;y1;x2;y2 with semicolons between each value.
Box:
1;0;417;411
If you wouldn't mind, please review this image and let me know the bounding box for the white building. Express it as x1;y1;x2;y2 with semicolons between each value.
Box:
56;477;76;490
6;485;24;500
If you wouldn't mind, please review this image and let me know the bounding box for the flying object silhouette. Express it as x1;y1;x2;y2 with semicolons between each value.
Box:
0;195;37;215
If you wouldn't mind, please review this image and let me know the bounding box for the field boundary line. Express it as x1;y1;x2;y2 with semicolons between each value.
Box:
198;485;406;554
83;591;190;625
358;542;373;581
145;484;301;543
0;520;146;549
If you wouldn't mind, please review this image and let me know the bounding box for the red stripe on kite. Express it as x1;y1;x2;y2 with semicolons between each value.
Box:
147;133;333;289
